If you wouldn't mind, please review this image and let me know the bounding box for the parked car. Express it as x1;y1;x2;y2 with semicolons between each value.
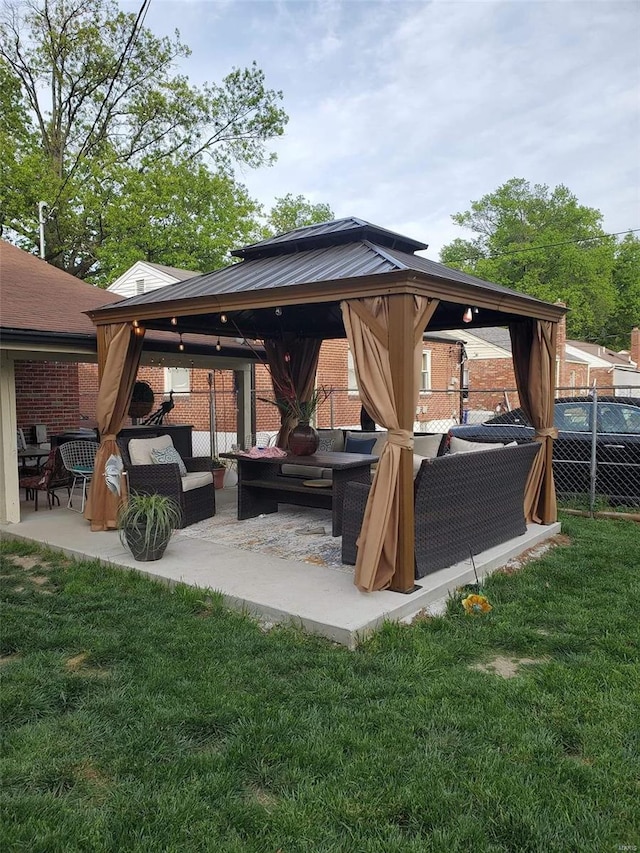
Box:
447;396;640;506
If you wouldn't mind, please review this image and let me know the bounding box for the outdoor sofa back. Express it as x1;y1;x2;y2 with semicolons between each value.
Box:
341;441;541;577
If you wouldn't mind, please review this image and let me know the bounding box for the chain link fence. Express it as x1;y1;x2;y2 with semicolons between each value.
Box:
167;382;640;515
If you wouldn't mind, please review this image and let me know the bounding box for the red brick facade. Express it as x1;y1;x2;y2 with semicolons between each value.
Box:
15;361;81;442
23;319;639;444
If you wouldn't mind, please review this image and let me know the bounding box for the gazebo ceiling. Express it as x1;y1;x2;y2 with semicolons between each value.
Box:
87;217;566;339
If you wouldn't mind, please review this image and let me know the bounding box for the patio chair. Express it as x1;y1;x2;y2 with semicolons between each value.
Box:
117;434;215;527
19;447;72;511
59;440;98;512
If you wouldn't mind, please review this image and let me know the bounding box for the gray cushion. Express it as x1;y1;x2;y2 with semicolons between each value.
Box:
413;433;444;458
449;436;505;455
151;444;187;475
316;428;345;453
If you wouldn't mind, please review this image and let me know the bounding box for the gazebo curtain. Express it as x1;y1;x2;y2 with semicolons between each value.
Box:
263;336;322;449
509;319;558;524
85;323;144;531
342;295;438;591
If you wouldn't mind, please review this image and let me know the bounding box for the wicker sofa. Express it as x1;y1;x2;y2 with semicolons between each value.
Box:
341;441;541;577
117;434;215;528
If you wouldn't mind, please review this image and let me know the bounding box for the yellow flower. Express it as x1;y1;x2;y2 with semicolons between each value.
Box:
462;594;492;614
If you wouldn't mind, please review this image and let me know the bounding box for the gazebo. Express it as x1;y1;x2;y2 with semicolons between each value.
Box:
86;218;566;593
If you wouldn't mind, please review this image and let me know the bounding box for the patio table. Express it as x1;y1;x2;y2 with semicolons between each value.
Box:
17;446;51;473
220;450;377;536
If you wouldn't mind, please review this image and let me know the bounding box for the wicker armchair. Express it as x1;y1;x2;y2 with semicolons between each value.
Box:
118;435;215;527
342;442;541;577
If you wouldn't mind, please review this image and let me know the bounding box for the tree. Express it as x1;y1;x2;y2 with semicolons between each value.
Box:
440;179;621;341
0;0;287;278
262;194;334;237
93;163;261;284
605;233;640;350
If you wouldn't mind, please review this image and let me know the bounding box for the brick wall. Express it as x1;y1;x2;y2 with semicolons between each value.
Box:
15;361;81;442
631;328;640;368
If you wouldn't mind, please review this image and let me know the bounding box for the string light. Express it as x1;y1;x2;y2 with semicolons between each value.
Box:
178;333;185;352
216;337;222;351
220;313;228;323
284;352;291;363
170;317;178;326
462;307;473;323
132;320;139;328
275;307;282;316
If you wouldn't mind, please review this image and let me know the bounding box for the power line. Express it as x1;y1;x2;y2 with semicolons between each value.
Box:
48;0;152;214
459;228;640;262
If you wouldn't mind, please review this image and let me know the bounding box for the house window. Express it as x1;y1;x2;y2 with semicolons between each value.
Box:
347;349;358;396
420;350;432;392
164;367;190;394
135;278;145;295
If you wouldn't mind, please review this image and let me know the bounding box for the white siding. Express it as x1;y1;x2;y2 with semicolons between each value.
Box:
107;261;180;297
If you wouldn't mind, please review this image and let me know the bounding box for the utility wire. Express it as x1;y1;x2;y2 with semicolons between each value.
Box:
459;228;640;262
48;0;152;214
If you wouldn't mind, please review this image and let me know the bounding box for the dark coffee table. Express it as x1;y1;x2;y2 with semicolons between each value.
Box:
220;451;377;536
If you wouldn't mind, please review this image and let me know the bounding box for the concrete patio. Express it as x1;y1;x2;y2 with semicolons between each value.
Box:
1;487;561;648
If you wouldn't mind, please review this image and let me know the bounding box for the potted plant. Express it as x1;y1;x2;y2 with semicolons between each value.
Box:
259;386;333;455
211;457;226;490
117;492;182;561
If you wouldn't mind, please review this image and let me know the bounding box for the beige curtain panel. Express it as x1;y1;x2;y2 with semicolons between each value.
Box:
342;295;437;592
509;319;558;525
85;323;144;531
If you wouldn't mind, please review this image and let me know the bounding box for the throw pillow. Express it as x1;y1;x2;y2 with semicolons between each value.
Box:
151;445;187;476
344;435;377;455
449;436;505;455
413;433;444;458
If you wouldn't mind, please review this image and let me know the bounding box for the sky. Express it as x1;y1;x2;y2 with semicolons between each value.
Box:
128;0;639;259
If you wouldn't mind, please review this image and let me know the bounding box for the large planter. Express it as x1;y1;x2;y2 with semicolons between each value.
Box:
212;467;225;489
117;493;181;562
121;523;170;561
288;423;319;456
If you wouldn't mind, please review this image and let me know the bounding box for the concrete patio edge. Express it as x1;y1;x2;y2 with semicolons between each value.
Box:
1;508;561;648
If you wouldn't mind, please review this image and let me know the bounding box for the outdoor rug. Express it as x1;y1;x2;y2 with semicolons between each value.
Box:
176;500;351;572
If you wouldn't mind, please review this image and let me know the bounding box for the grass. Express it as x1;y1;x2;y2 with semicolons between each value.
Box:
1;514;639;852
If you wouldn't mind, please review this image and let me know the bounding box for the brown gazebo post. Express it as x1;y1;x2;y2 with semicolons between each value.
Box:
388;293;418;592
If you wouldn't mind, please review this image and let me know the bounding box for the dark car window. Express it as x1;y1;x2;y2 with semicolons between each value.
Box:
599;404;640;434
555;403;591;432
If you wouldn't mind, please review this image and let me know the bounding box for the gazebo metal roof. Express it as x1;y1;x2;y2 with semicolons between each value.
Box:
87;217;565;338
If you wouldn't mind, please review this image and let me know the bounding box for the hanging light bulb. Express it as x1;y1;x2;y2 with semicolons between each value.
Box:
216;337;222;351
178;333;185;352
474;307;479;314
462;307;473;323
275;307;282;317
170;317;178;326
220;313;228;323
132;320;139;328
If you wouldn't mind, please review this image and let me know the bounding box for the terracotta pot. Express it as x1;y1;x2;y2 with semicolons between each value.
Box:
212;467;226;489
288;423;319;456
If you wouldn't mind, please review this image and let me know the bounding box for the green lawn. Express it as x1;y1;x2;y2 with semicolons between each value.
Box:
1;515;639;852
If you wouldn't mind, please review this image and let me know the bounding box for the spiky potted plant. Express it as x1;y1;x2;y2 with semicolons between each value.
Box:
117;492;182;561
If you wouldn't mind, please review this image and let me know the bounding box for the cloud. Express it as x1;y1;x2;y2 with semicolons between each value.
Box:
138;0;640;256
